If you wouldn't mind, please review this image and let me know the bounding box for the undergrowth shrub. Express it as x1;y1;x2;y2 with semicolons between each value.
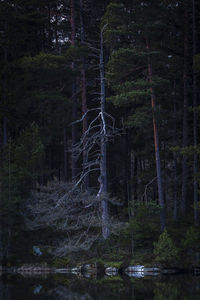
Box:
153;229;178;265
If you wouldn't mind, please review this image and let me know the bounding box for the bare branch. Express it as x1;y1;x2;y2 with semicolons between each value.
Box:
70;108;100;126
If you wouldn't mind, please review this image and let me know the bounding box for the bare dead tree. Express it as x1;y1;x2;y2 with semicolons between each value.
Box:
24;180;122;256
98;24;110;239
70;25;118;239
24;27;122;255
25;180;101;255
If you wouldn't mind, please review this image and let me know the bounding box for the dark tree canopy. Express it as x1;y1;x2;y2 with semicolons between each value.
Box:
0;0;200;263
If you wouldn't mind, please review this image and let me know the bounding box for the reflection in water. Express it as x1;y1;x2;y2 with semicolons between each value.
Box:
0;278;10;300
154;282;178;300
33;284;43;294
0;273;200;300
48;285;93;300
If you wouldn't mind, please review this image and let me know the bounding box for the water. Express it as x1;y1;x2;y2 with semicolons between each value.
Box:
0;273;200;300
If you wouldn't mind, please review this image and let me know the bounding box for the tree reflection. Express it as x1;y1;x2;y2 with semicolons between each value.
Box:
153;282;178;300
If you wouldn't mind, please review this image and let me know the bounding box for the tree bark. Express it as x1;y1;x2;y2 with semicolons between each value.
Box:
80;0;88;189
132;153;137;207
173;81;178;220
181;1;189;215
63;128;68;181
192;0;199;226
146;38;165;231
70;0;78;181
98;26;110;239
125;130;132;218
3;118;7;146
2;28;7;146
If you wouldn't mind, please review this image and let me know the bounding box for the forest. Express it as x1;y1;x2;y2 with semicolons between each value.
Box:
0;0;200;268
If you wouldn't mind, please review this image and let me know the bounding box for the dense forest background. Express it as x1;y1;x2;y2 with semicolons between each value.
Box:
0;0;200;266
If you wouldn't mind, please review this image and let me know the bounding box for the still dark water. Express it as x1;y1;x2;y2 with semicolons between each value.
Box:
0;273;200;300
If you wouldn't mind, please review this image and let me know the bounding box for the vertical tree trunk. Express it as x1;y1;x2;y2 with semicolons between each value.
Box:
132;153;138;207
192;0;199;226
146;38;165;231
80;0;88;189
3;118;7;146
63;128;68;181
48;3;52;49
181;1;189;215
0;26;8;265
98;26;110;239
3;30;7;146
125;130;132;218
173;82;178;220
70;0;78;181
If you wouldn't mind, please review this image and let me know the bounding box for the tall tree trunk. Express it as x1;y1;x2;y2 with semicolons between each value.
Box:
97;26;110;239
132;153;137;208
192;0;199;226
63;128;68;181
0;26;8;265
125;130;132;218
48;3;52;49
70;0;78;181
181;1;189;215
3;118;7;146
146;38;165;231
3;29;7;146
80;0;88;189
173;81;178;220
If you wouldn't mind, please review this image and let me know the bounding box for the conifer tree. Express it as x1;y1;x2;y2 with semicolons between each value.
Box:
103;1;167;229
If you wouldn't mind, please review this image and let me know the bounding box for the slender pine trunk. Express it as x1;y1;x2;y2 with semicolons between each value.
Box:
70;0;78;181
63;128;68;181
80;0;88;189
173;82;178;220
3;31;7;146
126;130;132;218
192;0;199;225
132;154;138;206
3;116;7;147
146;38;165;231
181;1;189;215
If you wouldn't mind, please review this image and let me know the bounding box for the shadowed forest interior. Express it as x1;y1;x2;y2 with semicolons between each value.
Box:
0;0;200;267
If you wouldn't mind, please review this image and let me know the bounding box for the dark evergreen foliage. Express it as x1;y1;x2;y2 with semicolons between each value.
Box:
0;0;200;263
